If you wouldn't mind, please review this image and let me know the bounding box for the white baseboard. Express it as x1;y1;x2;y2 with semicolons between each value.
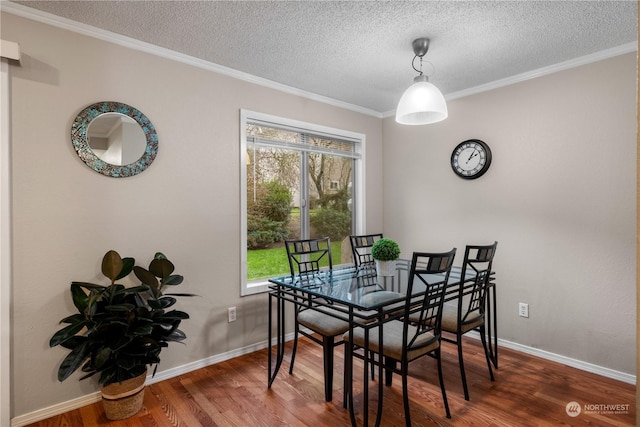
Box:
11;332;635;426
10;334;294;427
465;331;636;385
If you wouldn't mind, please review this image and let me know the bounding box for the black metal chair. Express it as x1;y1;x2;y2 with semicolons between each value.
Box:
439;241;497;401
349;233;383;270
344;249;456;425
351;234;403;382
284;237;349;402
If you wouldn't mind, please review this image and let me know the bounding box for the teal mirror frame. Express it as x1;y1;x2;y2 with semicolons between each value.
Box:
71;101;158;177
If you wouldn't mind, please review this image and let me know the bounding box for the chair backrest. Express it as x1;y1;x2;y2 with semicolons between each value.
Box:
349;234;383;268
404;249;457;350
457;242;498;325
285;238;333;277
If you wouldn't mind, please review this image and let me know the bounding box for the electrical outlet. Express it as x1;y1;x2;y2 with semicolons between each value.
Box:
228;306;237;322
518;302;529;318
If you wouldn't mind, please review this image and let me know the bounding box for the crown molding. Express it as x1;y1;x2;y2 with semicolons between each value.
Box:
382;41;638;118
445;41;638;102
1;2;636;123
0;1;383;119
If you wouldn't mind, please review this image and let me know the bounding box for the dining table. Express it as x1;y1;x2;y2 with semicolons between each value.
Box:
267;259;497;426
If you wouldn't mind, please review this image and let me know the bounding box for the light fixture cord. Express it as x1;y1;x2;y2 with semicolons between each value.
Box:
411;55;423;75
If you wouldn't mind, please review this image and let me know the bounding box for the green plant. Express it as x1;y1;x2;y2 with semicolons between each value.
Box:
310;207;351;240
247;181;292;249
247;216;289;249
371;238;400;261
250;181;292;223
50;250;194;386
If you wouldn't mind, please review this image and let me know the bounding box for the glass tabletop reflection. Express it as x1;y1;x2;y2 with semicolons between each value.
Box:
268;260;468;311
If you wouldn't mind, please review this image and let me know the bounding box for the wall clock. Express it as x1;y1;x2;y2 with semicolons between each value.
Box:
451;139;492;179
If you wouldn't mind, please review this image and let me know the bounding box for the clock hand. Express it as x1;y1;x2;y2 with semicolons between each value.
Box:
466;149;479;164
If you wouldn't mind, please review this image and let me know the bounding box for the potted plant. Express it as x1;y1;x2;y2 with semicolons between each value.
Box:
371;238;401;276
49;250;193;420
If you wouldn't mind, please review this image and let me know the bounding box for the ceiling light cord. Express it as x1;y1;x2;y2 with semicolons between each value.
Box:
412;55;435;79
412;55;423;75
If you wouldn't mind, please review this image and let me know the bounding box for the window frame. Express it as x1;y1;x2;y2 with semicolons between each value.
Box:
240;109;366;296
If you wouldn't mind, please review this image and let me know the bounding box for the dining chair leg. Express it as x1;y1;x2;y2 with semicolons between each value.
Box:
384;357;395;386
436;347;451;419
342;365;348;409
370;350;375;380
322;335;335;402
289;319;300;375
456;333;470;401
345;341;357;424
479;325;495;381
401;361;411;427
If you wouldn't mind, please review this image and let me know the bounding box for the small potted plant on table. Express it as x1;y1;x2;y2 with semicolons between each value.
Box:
49;250;193;420
371;238;401;276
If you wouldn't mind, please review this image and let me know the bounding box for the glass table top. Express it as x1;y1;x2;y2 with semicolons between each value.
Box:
268;261;470;311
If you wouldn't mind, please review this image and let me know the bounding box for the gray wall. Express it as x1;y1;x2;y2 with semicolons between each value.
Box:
382;52;636;376
2;12;383;418
3;9;637;422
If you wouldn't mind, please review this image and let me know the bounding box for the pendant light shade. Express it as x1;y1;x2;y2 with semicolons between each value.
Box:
395;75;448;125
395;38;448;125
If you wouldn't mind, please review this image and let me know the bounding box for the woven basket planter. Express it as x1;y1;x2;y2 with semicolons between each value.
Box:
101;370;147;420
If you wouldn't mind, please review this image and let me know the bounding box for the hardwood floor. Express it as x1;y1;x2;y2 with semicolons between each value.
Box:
26;336;635;426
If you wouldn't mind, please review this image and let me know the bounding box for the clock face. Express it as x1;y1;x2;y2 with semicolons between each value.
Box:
451;139;492;179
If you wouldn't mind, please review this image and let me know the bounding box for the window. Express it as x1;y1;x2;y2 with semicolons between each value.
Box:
240;110;365;295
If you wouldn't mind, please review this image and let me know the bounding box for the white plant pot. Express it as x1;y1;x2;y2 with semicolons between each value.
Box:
375;259;396;277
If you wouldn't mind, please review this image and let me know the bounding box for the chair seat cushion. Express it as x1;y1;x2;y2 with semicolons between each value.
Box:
298;307;350;337
360;291;403;307
440;303;484;333
358;291;404;322
344;320;439;362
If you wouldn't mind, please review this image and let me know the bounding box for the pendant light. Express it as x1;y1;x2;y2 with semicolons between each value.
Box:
395;38;448;125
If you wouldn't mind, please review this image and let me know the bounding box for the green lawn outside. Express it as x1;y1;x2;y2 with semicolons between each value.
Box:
247;241;342;281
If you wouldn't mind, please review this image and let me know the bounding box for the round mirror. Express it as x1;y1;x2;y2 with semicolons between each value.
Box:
71;101;158;177
87;113;147;166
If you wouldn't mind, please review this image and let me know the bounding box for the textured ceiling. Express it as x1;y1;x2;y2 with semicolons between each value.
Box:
8;1;639;114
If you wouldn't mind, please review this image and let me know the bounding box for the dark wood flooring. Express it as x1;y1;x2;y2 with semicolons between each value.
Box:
26;336;635;426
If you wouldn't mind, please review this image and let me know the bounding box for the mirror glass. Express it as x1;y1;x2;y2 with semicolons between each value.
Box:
71;101;158;178
87;113;147;166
